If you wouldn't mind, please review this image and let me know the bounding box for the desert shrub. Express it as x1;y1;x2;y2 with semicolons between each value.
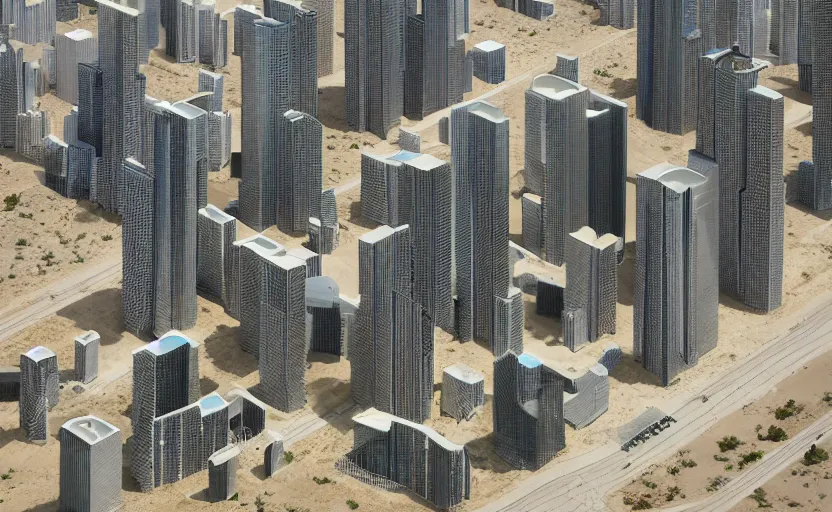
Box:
667;466;680;476
717;436;744;452
774;400;804;420
738;451;765;469
804;444;829;466
706;476;730;492
284;451;294;464
750;488;771;508
346;500;359;510
3;194;20;211
758;425;788;442
680;459;697;468
642;480;657;489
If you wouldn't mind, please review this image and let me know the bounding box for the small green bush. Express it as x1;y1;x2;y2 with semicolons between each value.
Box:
680;459;697;468
667;466;680;476
714;454;730;462
15;238;27;246
349;143;359;149
312;476;333;485
706;476;730;492
284;451;294;464
3;194;20;211
774;399;804;420
717;436;744;452
804;444;829;466
346;499;359;510
642;480;657;489
738;451;765;469
101;234;113;241
665;486;681;502
750;488;771;508
632;498;653;510
18;212;32;219
758;425;788;442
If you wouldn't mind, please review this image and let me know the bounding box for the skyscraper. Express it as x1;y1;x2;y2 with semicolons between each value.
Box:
700;0;768;57
0;33;23;149
406;154;453;331
19;346;59;443
563;227;618;351
239;17;290;231
238;235;285;355
697;48;783;310
277;109;322;233
59;416;122;512
634;163;719;386
55;29;98;105
263;0;318;116
97;0;145;213
344;0;403;137
493;351;565;469
451;101;511;345
197;204;237;302
405;0;468;118
352;225;435;423
131;331;200;491
122;100;204;336
259;254;308;412
360;149;420;226
637;0;701;134
797;1;832;211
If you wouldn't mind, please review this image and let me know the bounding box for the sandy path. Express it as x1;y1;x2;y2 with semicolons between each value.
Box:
477;292;832;512
0;256;121;341
660;411;832;512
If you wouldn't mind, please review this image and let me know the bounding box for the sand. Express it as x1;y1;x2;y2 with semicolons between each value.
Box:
609;350;832;511
1;1;831;511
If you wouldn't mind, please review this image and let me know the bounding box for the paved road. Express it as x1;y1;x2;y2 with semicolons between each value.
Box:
665;411;832;512
478;293;832;512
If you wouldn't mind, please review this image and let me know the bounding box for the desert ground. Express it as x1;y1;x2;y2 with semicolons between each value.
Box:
1;1;831;511
610;349;832;511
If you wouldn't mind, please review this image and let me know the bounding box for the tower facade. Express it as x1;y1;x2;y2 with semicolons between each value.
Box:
697;49;783;310
59;416;122;512
636;0;701;134
563;227;618;351
277;109;322;233
344;0;403;137
259;255;308;412
131;331;200;491
406;154;453;331
634;163;719;386
239;17;290;231
97;0;145;212
452;102;511;345
0;34;22;149
55;29;98;105
493;351;565;470
797;1;832;211
19;346;59;443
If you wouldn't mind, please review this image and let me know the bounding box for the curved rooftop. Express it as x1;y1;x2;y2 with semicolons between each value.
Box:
62;416;119;444
353;408;465;452
444;363;484;384
639;162;708;193
530;74;585;100
469;101;508;123
24;346;56;362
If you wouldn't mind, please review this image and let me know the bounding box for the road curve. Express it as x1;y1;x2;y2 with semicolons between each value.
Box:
478;293;832;512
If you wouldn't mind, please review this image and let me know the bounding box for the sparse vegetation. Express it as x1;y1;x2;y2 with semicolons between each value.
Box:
0;473;9;480
631;498;653;510
717;436;744;452
665;486;681;502
14;255;23;260
750;488;771;508
75;233;87;241
824;392;832;404
7;274;15;279
680;459;697;468
758;425;788;442
725;464;733;471
642;480;657;489
774;399;804;420
284;451;294;464
283;505;310;512
738;451;765;469
787;501;801;508
230;492;238;501
667;465;680;475
312;476;334;485
804;444;829;466
593;68;613;78
706;476;730;492
18;212;32;219
73;254;85;264
349;143;359;149
3;194;20;211
714;454;730;462
255;495;266;512
529;30;537;36
15;238;27;246
346;499;359;510
101;234;113;241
